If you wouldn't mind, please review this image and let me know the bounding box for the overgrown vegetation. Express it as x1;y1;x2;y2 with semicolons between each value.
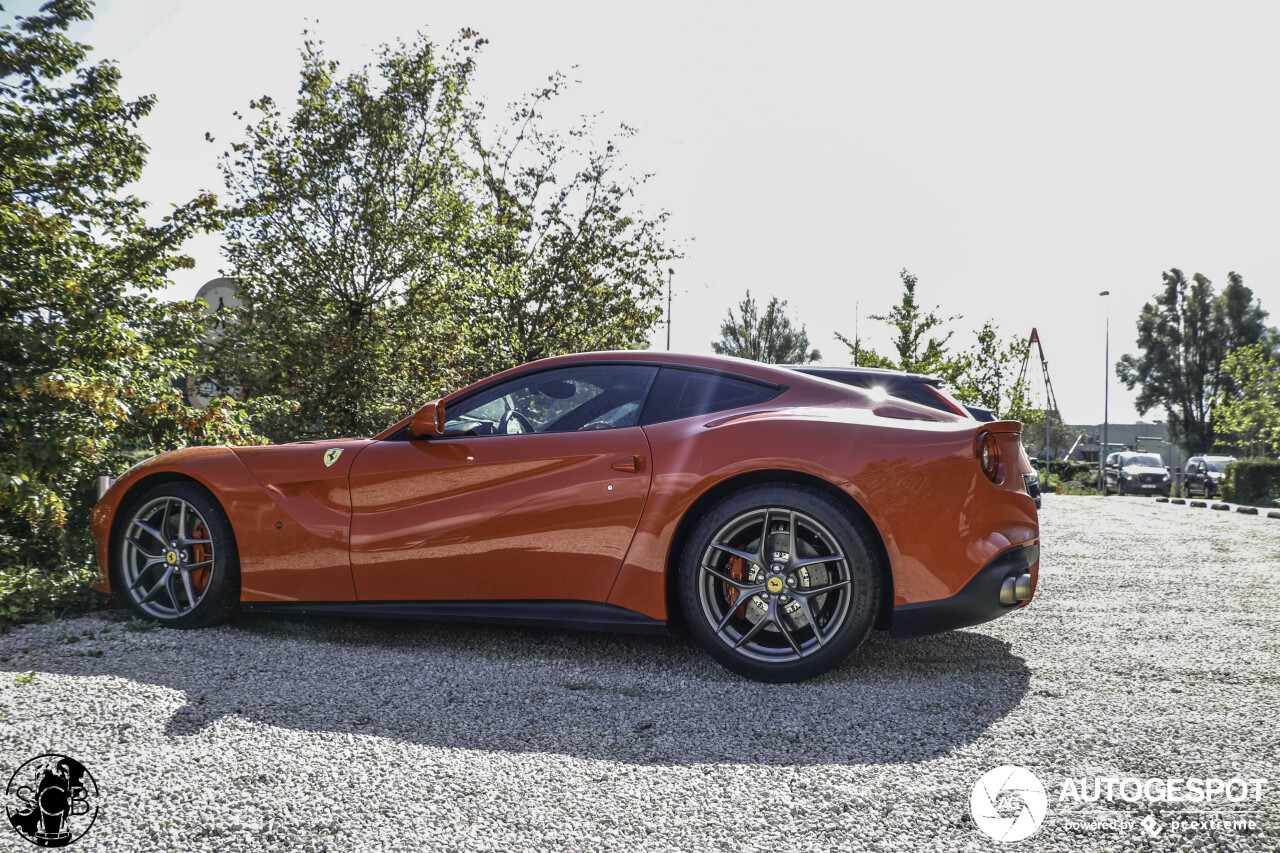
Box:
204;36;675;441
1214;343;1280;457
1;2;676;625
1;1;292;626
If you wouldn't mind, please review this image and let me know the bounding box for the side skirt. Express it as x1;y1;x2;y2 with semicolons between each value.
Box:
239;599;670;635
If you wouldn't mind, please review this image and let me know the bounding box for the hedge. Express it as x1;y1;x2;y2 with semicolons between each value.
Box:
1221;458;1280;507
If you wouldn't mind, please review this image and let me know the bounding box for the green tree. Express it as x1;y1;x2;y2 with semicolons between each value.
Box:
1116;269;1272;455
951;320;1028;418
711;291;821;363
1020;409;1080;461
1213;343;1280;456
209;35;675;440
467;74;676;376
0;1;281;578
832;332;895;369
207;34;483;440
842;269;966;383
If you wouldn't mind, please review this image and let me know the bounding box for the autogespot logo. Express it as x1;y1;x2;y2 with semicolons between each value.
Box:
970;765;1048;843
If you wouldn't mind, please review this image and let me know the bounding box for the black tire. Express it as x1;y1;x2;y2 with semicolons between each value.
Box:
678;484;882;683
112;481;240;629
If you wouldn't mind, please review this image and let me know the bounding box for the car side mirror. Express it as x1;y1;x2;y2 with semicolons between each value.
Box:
407;400;445;437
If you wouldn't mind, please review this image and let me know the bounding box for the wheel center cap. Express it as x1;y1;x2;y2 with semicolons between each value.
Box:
165;551;178;565
766;576;784;594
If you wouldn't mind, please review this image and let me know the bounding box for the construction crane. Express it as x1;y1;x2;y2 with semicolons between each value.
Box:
1015;328;1064;480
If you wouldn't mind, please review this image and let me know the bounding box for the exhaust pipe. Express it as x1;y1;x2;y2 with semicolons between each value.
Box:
999;573;1034;605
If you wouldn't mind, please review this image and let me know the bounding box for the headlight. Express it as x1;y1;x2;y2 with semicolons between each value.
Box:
1162;474;1170;482
1120;471;1131;479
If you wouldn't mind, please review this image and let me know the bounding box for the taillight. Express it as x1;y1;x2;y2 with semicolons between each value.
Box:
975;431;1001;482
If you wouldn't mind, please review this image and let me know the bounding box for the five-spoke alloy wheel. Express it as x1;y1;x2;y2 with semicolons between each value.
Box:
679;484;881;682
115;482;239;628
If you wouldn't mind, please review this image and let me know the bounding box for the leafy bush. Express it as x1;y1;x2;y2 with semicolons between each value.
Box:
1221;458;1280;507
1043;459;1097;484
1;3;290;625
0;563;106;631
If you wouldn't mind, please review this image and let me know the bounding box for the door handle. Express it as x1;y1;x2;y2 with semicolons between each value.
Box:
611;456;641;473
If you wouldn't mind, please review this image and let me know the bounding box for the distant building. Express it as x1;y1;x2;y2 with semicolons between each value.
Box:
188;277;243;407
1065;422;1179;468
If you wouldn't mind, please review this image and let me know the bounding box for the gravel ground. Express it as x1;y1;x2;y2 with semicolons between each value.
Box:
1;496;1278;852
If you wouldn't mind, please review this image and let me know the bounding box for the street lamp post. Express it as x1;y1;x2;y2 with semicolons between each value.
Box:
666;268;674;350
1099;290;1111;493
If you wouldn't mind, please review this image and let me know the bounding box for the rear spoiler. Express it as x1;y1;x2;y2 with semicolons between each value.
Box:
982;420;1023;435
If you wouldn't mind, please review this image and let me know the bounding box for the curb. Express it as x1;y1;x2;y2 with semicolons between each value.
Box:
1154;498;1278;518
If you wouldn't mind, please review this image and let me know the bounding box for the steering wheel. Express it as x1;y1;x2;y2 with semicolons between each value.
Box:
498;410;535;435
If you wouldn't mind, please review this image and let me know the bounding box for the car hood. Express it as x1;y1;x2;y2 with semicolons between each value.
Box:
1123;465;1167;475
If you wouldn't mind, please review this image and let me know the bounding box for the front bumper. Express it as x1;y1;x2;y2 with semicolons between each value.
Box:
889;542;1039;638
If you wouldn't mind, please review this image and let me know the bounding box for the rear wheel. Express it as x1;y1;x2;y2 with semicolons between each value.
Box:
115;481;239;628
678;484;881;683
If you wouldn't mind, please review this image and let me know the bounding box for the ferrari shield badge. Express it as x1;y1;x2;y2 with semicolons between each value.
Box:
323;448;343;468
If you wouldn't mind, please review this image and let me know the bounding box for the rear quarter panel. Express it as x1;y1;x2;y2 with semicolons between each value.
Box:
606;405;1000;620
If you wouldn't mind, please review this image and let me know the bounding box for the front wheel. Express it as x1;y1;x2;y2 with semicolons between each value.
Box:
678;484;882;683
114;481;240;628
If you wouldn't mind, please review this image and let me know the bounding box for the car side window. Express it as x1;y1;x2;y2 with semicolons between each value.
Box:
441;365;658;436
640;368;782;425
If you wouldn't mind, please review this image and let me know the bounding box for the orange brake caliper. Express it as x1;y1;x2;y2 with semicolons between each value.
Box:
189;523;211;593
725;556;747;618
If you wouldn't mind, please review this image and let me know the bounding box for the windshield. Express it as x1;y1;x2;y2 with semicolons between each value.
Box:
1123;453;1164;468
1206;459;1233;473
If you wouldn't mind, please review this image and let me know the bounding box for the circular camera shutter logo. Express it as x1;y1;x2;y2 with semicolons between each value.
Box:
5;754;99;848
970;765;1047;842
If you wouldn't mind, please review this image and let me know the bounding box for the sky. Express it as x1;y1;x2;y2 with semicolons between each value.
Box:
13;0;1280;424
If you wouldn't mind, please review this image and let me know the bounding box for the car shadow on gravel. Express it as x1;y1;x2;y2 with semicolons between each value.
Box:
8;611;1029;766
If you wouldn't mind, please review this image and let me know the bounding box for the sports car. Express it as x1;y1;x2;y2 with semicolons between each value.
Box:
90;351;1040;682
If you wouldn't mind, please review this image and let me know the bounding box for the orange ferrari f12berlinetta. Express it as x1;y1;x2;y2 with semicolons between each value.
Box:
91;351;1039;681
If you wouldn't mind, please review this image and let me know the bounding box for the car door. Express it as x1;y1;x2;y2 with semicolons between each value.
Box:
347;364;658;603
